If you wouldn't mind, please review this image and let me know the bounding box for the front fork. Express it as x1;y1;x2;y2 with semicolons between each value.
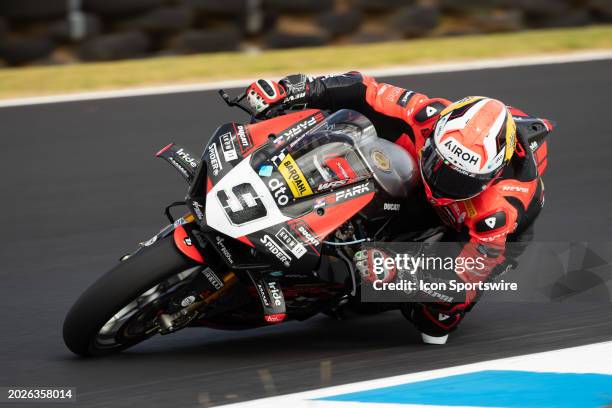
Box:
157;271;239;333
137;213;291;328
128;213;240;333
171;216;289;325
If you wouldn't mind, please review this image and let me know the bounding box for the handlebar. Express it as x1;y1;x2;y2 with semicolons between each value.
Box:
218;89;254;118
218;88;289;124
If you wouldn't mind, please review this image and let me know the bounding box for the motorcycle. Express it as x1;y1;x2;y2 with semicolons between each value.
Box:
63;90;552;356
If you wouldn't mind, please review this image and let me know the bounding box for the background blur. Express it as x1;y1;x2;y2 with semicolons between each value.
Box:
1;0;611;67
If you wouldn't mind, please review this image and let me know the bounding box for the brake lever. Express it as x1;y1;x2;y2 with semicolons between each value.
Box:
218;88;291;124
218;89;233;106
218;89;253;118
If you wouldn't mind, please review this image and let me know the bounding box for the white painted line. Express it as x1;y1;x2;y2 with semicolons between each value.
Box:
217;340;612;408
364;49;612;77
1;49;611;109
0;78;253;109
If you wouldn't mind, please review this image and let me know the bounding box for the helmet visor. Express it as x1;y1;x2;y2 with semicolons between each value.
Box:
420;140;497;200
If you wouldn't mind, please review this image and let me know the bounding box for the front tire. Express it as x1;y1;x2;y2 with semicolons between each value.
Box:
63;236;198;357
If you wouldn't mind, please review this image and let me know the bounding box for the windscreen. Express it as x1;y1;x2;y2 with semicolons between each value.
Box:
250;109;418;206
262;110;375;199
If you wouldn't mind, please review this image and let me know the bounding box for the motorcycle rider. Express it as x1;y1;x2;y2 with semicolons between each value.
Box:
245;73;549;345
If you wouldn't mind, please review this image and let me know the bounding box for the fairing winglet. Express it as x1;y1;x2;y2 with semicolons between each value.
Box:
156;143;201;184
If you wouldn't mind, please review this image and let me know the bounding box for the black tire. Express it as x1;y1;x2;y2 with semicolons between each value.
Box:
78;31;151;61
439;0;509;14
526;9;591;28
46;13;103;42
389;4;440;37
169;28;241;53
117;7;194;34
0;36;55;65
0;18;8;40
513;0;572;19
0;0;67;21
62;236;197;357
83;0;163;18
590;0;612;22
263;30;329;49
316;10;363;37
263;0;333;14
353;0;414;13
184;0;248;15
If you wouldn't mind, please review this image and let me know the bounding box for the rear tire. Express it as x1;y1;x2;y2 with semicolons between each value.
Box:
62;236;197;357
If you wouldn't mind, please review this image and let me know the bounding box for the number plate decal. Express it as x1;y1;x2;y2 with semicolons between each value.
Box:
206;156;290;238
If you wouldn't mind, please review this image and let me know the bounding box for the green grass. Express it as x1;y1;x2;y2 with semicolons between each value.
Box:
1;25;611;100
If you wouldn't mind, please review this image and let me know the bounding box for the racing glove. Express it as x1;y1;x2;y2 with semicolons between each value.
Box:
354;248;398;284
354;248;419;297
246;79;287;115
356;248;464;341
246;74;311;116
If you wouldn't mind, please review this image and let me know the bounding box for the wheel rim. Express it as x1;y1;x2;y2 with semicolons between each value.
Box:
93;266;200;350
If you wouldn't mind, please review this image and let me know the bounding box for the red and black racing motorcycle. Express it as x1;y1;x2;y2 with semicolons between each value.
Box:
63;90;552;356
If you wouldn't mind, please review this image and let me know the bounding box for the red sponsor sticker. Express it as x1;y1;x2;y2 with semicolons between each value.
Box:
264;313;286;323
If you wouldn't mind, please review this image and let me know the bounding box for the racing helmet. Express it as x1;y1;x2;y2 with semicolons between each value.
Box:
420;96;516;206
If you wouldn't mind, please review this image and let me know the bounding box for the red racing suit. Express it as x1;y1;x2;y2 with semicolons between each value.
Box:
278;72;547;336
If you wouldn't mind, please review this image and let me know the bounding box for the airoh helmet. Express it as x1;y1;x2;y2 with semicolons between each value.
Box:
420;96;516;206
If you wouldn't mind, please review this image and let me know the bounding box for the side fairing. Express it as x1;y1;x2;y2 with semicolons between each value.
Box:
200;110;384;272
238;180;376;273
204;151;376;272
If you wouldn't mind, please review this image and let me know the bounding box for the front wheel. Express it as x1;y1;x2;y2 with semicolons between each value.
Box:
63;236;199;357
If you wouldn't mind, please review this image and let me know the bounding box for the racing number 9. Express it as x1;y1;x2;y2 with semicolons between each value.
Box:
217;183;267;225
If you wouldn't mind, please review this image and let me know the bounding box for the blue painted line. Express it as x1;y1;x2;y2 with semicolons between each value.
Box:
317;370;612;408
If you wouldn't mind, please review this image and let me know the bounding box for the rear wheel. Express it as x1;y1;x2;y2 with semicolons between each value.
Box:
63;236;199;357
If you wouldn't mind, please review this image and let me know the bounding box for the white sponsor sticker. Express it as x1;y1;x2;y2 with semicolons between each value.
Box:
336;182;371;202
275;228;306;259
208;143;223;176
220;132;238;162
176;148;198;168
260;235;291;265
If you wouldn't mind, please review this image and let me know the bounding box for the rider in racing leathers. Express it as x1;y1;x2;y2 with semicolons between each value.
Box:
244;73;549;345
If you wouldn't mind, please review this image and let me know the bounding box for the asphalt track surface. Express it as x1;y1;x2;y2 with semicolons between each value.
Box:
1;59;611;407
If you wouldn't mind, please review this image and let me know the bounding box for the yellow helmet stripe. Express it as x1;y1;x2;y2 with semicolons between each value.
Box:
504;111;516;160
439;96;486;117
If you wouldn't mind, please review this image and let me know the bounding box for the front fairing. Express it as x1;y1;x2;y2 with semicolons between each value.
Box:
196;109;417;271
